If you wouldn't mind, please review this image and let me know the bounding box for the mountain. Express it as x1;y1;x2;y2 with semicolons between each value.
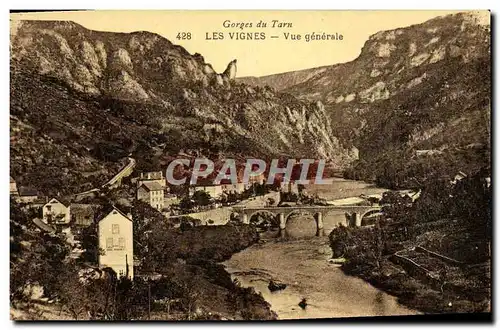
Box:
10;20;357;195
237;65;330;91
238;12;491;187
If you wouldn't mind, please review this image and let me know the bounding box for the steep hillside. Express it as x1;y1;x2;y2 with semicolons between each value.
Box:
10;20;357;195
237;12;491;187
237;65;330;91
287;12;490;149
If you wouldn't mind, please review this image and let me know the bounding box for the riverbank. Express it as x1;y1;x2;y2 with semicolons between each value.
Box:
329;222;491;315
139;224;277;320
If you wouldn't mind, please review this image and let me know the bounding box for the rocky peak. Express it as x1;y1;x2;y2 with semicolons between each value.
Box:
222;59;237;80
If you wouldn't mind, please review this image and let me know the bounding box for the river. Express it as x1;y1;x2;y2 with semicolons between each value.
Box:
222;179;417;319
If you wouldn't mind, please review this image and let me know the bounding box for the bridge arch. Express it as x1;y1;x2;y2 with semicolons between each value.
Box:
245;209;278;221
284;209;315;224
283;210;322;238
360;208;384;226
247;210;280;229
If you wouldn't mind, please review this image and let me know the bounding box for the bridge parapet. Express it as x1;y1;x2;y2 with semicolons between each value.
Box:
233;205;381;216
232;205;382;234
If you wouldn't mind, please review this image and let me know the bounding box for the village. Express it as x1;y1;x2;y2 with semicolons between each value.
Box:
10;153;473;284
9;159;288;282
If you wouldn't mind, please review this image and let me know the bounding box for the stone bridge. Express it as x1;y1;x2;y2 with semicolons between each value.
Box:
232;205;382;237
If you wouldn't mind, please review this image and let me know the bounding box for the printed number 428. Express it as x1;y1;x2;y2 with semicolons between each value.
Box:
176;32;192;40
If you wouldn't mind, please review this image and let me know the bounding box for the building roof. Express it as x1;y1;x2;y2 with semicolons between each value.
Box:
98;206;133;223
32;218;56;233
45;197;70;207
140;171;164;179
18;186;38;197
139;181;163;191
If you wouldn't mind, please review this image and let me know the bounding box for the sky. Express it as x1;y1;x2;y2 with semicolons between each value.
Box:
10;10;468;77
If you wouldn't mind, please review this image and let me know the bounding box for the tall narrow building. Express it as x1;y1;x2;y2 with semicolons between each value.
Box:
98;207;134;279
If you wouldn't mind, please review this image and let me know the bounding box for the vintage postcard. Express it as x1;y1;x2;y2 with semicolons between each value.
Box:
9;10;491;321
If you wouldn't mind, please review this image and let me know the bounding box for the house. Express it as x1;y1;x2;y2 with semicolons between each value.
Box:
16;186;39;204
42;198;71;225
140;170;164;181
70;203;100;227
10;176;18;196
280;181;299;194
222;183;246;194
189;185;223;199
135;171;167;190
137;182;165;211
98;207;134;279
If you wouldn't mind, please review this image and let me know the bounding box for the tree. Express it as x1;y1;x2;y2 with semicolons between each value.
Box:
79;223;103;264
192;190;211;206
131;200;171;258
229;212;243;224
180;217;194;231
297;184;305;194
251;183;270;196
10;200;75;307
371;221;384;269
179;197;194;211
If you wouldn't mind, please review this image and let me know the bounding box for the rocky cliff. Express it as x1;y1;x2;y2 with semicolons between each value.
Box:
10;20;356;195
238;11;491;186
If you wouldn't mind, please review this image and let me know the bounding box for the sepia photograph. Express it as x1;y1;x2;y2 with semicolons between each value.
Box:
9;9;491;321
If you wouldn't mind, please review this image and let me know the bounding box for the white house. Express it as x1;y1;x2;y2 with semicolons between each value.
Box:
98;207;134;279
135;171;167;190
137;182;165;211
189;185;223;198
42;198;71;225
222;183;246;194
